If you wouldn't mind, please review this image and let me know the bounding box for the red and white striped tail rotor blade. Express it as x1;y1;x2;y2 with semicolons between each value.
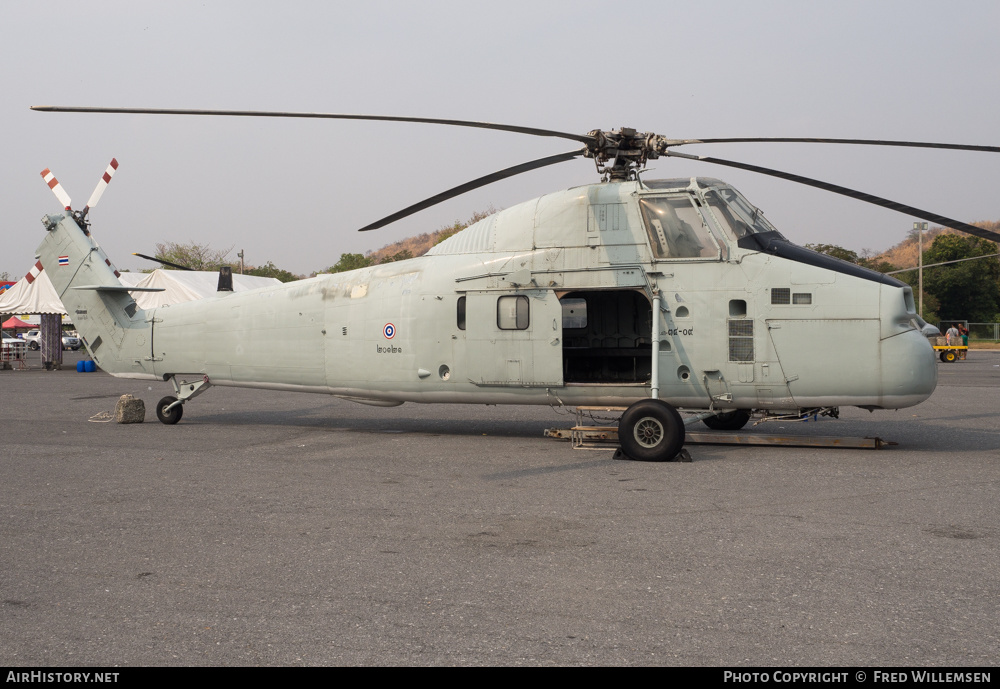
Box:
40;168;72;209
85;158;119;211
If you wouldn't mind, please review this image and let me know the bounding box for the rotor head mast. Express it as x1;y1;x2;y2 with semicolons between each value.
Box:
583;128;671;181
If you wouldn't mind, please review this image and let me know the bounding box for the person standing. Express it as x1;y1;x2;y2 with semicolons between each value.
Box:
946;324;960;345
958;323;969;359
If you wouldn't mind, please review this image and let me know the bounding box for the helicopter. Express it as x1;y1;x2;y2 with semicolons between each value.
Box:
29;106;1000;461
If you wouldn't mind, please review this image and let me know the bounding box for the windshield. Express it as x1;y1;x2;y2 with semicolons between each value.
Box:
703;186;783;241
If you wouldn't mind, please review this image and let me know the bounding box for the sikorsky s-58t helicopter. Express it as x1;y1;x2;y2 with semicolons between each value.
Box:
30;107;1000;461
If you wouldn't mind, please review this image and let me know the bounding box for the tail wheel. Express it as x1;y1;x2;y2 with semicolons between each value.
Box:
618;399;685;462
156;396;183;425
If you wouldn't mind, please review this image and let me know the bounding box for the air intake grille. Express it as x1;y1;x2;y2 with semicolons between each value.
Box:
728;319;754;362
771;288;791;305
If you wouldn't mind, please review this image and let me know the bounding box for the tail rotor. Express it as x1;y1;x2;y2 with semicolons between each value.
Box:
39;158;119;231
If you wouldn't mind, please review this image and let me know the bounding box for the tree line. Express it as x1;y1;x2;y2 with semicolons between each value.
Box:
806;231;1000;323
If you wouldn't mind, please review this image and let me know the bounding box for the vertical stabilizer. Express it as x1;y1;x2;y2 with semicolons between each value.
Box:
36;211;155;379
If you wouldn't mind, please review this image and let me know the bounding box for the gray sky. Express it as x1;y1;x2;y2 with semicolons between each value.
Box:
3;0;998;278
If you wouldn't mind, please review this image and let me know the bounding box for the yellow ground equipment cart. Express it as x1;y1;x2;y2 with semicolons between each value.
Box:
932;337;967;362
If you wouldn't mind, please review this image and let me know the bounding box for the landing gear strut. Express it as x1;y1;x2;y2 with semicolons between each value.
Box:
155;375;212;425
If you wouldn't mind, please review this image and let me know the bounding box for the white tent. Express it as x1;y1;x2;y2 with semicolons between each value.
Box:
117;270;281;308
0;267;67;315
0;267;282;315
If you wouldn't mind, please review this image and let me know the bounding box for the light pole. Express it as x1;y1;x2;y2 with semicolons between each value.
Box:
913;221;927;317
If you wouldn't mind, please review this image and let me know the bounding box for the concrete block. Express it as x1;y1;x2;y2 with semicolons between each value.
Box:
114;394;145;424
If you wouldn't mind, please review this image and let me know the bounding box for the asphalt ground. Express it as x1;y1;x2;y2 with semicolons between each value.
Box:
1;350;997;666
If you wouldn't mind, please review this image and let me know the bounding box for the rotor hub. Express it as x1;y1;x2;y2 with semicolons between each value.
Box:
584;128;669;181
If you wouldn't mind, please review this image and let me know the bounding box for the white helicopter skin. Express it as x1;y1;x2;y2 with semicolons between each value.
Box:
36;175;937;437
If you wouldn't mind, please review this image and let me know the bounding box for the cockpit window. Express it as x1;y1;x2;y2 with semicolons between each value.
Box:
703;187;783;241
638;196;719;260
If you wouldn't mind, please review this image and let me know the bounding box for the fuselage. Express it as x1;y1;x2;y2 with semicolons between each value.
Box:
37;177;937;413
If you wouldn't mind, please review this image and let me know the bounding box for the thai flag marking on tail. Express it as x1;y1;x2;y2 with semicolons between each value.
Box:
59;256;70;266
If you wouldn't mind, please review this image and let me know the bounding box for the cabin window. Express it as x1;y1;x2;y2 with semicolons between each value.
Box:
561;298;587;329
497;295;529;330
728;319;754;362
457;296;466;330
638;196;718;259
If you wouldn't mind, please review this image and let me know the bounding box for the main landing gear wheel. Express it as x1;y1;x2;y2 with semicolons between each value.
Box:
702;409;752;431
618;399;685;462
156;396;183;425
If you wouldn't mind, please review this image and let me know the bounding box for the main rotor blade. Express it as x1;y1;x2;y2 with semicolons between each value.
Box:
132;252;194;271
359;149;585;232
665;150;1000;244
31;105;595;146
665;137;1000;154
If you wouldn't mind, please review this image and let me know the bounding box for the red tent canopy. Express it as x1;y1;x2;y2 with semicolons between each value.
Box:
1;316;32;329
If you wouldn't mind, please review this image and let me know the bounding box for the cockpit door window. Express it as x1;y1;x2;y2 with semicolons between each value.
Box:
638;196;719;260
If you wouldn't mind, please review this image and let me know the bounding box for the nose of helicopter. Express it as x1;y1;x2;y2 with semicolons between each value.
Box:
877;328;938;408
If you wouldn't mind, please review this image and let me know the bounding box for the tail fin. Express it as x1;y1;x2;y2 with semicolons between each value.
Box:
36;211;158;379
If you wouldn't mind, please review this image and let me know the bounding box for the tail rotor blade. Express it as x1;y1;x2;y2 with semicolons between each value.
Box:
40;168;72;209
85;158;119;211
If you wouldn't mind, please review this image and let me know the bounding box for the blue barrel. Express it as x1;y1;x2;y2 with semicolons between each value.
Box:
76;360;85;372
84;360;96;373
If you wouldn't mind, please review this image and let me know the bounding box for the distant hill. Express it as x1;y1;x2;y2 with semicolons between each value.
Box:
364;207;498;263
872;221;999;269
365;228;455;263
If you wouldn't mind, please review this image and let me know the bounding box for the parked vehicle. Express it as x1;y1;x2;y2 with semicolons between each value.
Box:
21;329;81;351
2;336;26;361
23;329;41;350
